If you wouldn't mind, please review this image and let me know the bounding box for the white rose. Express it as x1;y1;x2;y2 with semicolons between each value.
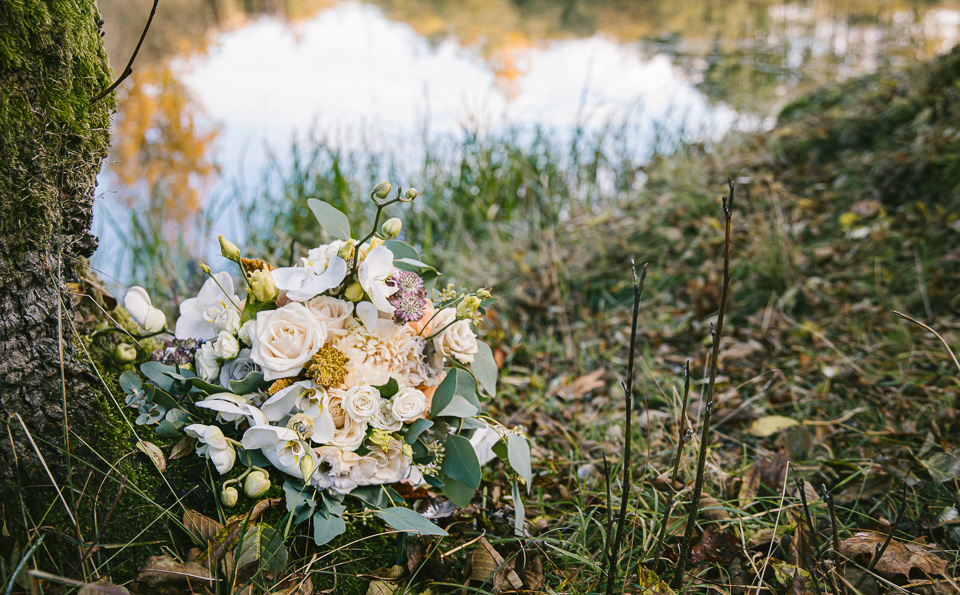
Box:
213;330;240;360
249;303;327;381
433;318;479;365
124;286;166;333
366;439;409;484
370;400;402;432
213;307;241;335
238;320;255;346
195;342;220;382
322;389;367;451
390;387;427;422
303;296;353;338
343;384;382;422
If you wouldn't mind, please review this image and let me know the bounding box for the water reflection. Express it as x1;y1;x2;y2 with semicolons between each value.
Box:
93;0;960;281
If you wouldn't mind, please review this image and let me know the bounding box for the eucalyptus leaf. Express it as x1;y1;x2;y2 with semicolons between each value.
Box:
507;432;532;486
229;371;268;394
140;361;176;392
383;240;420;262
321;491;346;517
512;481;525;537
119;371;141;394
442;434;481;489
351;485;403;510
471;341;498;397
307;199;351;241
435;393;479;419
185;377;230;395
149;387;180;411
155;420;181;439
404;419;433;445
312;511;346;546
374;378;399;399
374;508;447;537
282;480;317;525
235;524;287;574
441;476;474;507
430;369;479;417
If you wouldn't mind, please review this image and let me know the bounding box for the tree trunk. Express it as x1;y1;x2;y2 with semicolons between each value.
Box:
0;0;117;527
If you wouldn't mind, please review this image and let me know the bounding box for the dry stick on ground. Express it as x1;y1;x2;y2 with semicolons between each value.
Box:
652;362;692;574
892;311;960;374
852;482;908;590
795;476;830;595
602;451;614;574
599;261;648;595
821;484;847;595
670;179;736;591
92;0;160;103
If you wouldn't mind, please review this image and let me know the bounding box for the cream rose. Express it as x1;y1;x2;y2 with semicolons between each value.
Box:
195;341;220;382
433;317;479;365
249;303;327;380
238;319;255;346
323;389;369;451
343;384;382;422
213;330;240;360
213;307;241;335
370;400;402;432
365;439;409;484
390;387;427;422
303;296;353;338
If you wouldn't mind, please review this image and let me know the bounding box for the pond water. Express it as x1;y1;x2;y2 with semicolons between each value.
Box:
91;0;960;283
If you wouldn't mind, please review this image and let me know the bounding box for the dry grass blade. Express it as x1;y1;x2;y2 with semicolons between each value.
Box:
892;311;960;374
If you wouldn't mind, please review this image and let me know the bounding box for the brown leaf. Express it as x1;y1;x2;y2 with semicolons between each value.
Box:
839;532;948;579
700;494;731;521
135;441;166;472
515;545;544;591
169;436;196;461
183;509;223;544
78;580;130;595
136;555;214;587
738;464;762;509
194;498;282;566
267;575;313;595
690;527;741;565
556;368;605;400
468;537;522;591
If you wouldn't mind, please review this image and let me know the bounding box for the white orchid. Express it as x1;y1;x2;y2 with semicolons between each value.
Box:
195;393;266;428
242;424;316;477
124;286;166;333
261;381;336;444
175;272;241;340
357;246;398;314
184;424;236;474
271;242;349;302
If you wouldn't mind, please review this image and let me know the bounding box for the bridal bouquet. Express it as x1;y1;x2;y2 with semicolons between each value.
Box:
121;183;531;543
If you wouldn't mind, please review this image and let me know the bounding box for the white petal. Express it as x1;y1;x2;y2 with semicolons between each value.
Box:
143;307;167;333
124;287;152;328
355;301;379;329
311;407;336;444
210;445;237;474
260;381;310;422
241;424;299;450
270;267;308;292
175;310;214;340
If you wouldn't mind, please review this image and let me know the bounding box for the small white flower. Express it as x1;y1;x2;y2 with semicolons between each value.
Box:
342;384;382;422
271;242;348;302
124;286;166;334
364;438;410;484
213;331;240;360
184;424;236;474
238;320;255;346
390;387;427;422
357;246;398;314
370;399;402;432
311;446;377;494
195;342;220;382
175;272;241;340
213;307;241;335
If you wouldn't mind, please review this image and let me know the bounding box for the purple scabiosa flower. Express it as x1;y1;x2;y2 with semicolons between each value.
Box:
388;270;425;296
392;291;426;323
150;339;198;365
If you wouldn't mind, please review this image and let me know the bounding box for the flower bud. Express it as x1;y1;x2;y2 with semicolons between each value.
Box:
114;343;137;364
218;235;240;261
299;456;315;482
243;470;271;499
456;295;481;319
402;188;418;202
476;288;492;300
337;239;356;261
401;443;413;458
286;413;315;441
366;428;392;452
344;282;364;302
221;486;239;507
372;181;392;199
248;269;278;303
200;263;211;275
380;217;402;239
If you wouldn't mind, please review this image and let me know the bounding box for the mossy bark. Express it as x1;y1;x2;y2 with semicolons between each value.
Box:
0;0;158;554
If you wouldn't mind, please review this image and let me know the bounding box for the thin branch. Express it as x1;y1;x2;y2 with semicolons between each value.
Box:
92;0;160;104
601;261;648;595
795;476;830;595
671;179;737;590
853;482;908;590
652;361;691;573
822;484;846;595
892;311;960;374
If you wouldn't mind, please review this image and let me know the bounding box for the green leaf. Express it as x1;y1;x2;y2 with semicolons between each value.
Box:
471;341;498;397
119;371;141;394
155;420;181;439
403;419;433;445
229;371;268;394
435;393;479;419
321;491;346;517
164;408;191;429
351;485;403;510
442;434;481;489
282;480;316;525
383;240;420;262
312;512;346;546
492;440;508;461
184;377;230;395
307;198;351;241
140;361;176;393
149;386;181;411
374;378;399;399
507;432;532;486
441;476;474;507
512;481;525;537
430;369;479;417
411;440;433;465
235;524;288;574
374;508;447;536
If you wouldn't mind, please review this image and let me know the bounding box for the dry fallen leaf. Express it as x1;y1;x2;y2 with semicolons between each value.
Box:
556;368;606;400
690;527;741;565
839;532;948;579
136;555;214;587
469;537;522;591
169;436;196;461
135;441;166;472
748;415;800;437
78;580;130;595
183;509;223;543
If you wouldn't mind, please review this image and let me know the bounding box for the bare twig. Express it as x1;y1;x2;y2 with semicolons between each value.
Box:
795;476;830;595
822;484;846;595
853;482;908;590
602;451;614;573
92;0;160;103
892;311;960;374
671;179;737;590
600;261;647;595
